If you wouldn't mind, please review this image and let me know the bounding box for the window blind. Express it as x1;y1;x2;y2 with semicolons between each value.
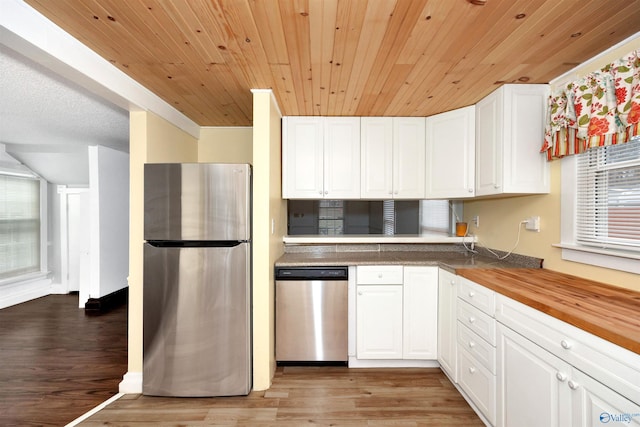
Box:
0;174;41;279
576;138;640;252
420;200;450;233
383;200;395;235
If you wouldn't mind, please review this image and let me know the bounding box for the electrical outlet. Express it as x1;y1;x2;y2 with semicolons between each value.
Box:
525;216;540;232
472;215;479;227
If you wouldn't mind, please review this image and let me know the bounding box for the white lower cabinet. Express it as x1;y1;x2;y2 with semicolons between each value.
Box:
438;269;458;381
355;266;438;362
356;284;403;359
497;323;640;427
459;346;496;424
456;279;497;425
497;323;571;427
450;277;640;427
403;266;438;359
571;368;640;427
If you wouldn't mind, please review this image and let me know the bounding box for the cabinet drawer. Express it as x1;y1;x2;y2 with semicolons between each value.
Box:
356;265;403;285
458;323;496;374
457;299;496;346
458;276;495;316
458;348;496;425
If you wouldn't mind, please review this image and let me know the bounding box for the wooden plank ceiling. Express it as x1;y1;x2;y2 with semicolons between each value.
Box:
25;0;640;127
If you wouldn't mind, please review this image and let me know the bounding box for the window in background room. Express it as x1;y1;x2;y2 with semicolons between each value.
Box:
287;199;451;236
318;200;344;235
0;173;41;279
420;199;452;234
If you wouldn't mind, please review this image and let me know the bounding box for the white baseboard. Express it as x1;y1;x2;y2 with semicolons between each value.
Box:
49;282;68;294
0;276;52;309
348;357;440;368
119;371;143;394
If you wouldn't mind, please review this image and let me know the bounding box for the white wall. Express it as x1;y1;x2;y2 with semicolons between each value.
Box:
87;145;129;300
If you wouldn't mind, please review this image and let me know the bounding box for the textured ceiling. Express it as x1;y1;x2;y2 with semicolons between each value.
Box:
0;44;129;184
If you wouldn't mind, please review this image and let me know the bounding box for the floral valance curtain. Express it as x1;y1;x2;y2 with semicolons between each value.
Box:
541;49;640;160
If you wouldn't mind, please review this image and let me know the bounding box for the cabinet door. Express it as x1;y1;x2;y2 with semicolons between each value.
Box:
571;368;640;427
475;88;503;197
438;269;458;382
361;117;393;198
502;85;550;194
393;117;426;198
282;117;324;198
356;285;403;359
403;267;438;360
497;323;571;427
324;117;361;199
425;106;476;198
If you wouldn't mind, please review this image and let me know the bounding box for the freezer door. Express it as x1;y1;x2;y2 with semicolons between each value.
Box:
143;243;251;397
144;163;251;241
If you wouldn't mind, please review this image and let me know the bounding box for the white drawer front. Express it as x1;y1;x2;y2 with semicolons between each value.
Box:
458;276;495;316
458;322;496;374
356;265;403;285
457;299;496;346
458;348;496;425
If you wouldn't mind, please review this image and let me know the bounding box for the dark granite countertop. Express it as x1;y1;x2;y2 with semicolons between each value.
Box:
275;244;542;272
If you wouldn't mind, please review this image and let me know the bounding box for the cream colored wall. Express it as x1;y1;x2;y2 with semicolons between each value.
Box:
127;111;198;375
463;37;640;292
251;89;286;390
198;127;253;163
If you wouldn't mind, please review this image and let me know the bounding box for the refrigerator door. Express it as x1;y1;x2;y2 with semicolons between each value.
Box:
143;242;251;397
144;163;251;241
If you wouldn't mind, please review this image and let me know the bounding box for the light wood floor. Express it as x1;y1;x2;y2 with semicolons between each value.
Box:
79;366;483;426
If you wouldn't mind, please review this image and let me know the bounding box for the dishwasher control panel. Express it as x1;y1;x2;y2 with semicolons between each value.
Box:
275;266;348;281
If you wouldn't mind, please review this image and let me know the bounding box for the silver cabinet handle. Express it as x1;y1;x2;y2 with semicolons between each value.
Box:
468;291;475;297
468;367;476;374
560;340;572;350
556;372;567;382
568;380;579;390
469;316;475;323
468;341;476;348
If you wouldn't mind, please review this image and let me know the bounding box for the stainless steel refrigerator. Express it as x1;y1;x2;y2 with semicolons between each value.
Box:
143;163;251;397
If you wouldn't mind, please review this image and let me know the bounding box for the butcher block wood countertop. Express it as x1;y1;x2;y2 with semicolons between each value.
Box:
456;268;640;355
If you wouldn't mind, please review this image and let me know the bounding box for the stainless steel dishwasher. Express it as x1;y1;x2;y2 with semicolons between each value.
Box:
275;266;348;362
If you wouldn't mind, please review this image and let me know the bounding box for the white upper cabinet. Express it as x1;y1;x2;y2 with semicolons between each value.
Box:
475;84;550;197
425;106;476;198
283;116;360;199
361;117;426;199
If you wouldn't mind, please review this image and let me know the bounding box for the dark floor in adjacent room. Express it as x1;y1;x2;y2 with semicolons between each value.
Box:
0;294;128;426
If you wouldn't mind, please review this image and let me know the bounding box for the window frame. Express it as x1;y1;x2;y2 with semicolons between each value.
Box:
0;168;48;286
556;152;640;275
